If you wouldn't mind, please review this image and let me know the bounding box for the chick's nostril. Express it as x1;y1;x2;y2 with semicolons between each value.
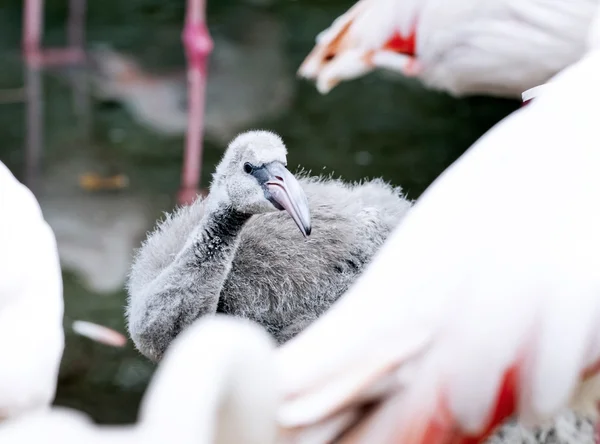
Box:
275;175;283;181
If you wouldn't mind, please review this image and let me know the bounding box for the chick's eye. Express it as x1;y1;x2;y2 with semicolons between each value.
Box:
243;162;253;174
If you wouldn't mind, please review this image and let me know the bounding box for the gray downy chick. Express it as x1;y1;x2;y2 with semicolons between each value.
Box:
125;130;412;361
487;410;595;444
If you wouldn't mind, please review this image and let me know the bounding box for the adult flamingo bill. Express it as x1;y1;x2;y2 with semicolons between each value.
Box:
277;3;600;443
299;0;599;98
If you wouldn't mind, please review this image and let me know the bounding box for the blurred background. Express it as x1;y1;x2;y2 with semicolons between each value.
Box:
0;0;519;425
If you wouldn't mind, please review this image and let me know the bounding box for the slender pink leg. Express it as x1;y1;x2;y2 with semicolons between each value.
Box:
23;0;84;69
21;0;87;192
178;0;213;206
24;65;43;193
22;0;44;192
22;0;43;67
68;0;90;134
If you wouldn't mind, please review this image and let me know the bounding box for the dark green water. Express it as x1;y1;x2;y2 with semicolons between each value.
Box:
0;0;519;423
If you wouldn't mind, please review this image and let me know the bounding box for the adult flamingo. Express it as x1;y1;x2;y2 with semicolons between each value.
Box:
0;161;64;421
298;0;599;99
277;3;600;443
0;316;278;444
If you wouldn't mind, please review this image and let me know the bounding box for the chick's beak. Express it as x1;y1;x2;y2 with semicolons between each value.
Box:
263;162;312;238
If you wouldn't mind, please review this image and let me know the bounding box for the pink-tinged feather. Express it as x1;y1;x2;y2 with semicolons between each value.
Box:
72;321;127;347
277;6;600;442
299;0;597;97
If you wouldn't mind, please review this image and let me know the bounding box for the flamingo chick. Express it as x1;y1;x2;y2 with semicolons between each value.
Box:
126;130;412;362
299;0;598;98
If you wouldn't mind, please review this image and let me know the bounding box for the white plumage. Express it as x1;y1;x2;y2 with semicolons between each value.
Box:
299;0;599;98
0;316;279;444
0;162;64;420
277;4;600;443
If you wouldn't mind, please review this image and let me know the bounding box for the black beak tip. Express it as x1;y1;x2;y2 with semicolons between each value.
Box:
305;226;312;237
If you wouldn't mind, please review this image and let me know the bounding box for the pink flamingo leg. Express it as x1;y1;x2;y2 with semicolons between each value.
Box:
23;0;43;66
68;0;90;134
23;0;85;69
178;0;213;206
22;0;44;191
21;0;87;191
